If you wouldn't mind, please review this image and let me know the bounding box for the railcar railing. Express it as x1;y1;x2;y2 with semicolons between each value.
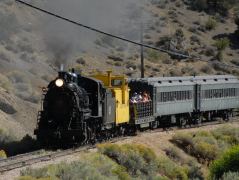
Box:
130;101;153;121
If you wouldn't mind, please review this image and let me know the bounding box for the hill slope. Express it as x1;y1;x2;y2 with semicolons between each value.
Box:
0;0;239;138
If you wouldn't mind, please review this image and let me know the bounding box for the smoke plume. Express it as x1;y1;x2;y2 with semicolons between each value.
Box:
29;0;148;68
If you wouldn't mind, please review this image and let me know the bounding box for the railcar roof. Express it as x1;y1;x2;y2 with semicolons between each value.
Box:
129;75;239;87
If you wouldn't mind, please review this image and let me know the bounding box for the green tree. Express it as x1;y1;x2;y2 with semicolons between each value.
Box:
209;145;239;179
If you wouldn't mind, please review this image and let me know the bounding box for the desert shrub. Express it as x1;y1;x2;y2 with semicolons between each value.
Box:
188;26;198;34
190;35;201;45
205;17;217;30
6;71;39;103
212;62;231;73
144;34;151;39
98;143;158;177
164;146;182;162
41;74;53;82
125;61;137;70
173;126;239;165
14;83;34;101
17;40;34;54
0;150;7;159
152;67;160;72
0;73;13;92
172;132;193;148
76;57;86;65
0;0;14;6
165;147;204;179
162;58;172;64
7;71;29;84
231;59;239;66
209;145;239;179
18;177;52;180
181;66;194;75
146;49;161;63
200;64;213;74
193;141;218;161
204;46;215;57
211;126;239;145
191;132;219;162
194;130;212;138
95;35;115;48
215;50;224;62
20;153;130;180
157;156;188;180
0;11;19;43
232;69;239;76
214;37;229;60
21;166;49;179
214;38;230;51
108;55;124;62
5;43;19;53
221;171;239;180
156;36;171;48
0;128;15;144
0;49;11;62
187;160;204;180
175;1;182;7
169;68;182;76
114;62;122;67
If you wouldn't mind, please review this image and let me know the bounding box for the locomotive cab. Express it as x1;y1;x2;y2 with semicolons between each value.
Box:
91;71;130;125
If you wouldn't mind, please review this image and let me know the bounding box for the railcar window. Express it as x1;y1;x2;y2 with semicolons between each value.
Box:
111;79;122;86
159;90;193;102
203;88;239;99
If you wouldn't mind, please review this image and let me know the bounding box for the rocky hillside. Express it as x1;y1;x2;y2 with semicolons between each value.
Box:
0;0;239;138
0;0;55;137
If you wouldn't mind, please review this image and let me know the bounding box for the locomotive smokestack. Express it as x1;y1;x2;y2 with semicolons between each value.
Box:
60;64;64;71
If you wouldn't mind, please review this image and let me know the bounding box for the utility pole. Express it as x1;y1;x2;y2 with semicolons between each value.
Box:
140;22;144;78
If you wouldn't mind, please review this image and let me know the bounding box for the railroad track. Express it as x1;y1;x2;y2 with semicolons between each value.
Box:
0;145;94;174
0;136;130;174
0;118;238;174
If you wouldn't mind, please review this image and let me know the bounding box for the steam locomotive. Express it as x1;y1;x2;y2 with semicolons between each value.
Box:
35;69;239;145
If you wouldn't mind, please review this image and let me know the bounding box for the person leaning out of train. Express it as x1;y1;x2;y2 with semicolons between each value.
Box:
142;91;151;102
130;91;151;103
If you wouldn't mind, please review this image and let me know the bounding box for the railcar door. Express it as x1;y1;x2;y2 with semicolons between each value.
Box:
195;84;201;111
103;90;115;125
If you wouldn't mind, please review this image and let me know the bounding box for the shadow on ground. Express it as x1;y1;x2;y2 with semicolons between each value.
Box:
0;135;40;156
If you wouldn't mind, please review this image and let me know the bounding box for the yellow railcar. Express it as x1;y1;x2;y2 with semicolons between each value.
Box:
91;71;130;125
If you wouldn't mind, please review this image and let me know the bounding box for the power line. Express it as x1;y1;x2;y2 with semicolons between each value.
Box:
15;0;192;59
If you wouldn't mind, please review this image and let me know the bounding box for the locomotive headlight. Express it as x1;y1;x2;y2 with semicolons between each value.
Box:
55;79;64;87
